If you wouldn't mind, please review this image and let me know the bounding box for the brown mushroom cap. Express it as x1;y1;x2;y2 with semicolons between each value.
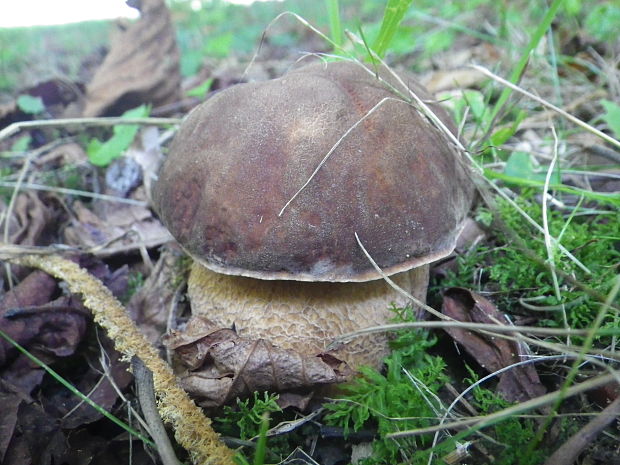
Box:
153;61;473;282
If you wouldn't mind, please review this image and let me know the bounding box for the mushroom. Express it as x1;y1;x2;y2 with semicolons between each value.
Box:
153;61;473;369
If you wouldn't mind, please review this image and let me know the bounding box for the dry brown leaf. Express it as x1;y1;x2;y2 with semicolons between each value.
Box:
0;270;57;367
164;315;353;408
441;287;546;402
0;191;56;283
423;68;488;93
34;142;89;168
1;192;53;247
82;0;181;116
63;198;171;254
1;288;87;394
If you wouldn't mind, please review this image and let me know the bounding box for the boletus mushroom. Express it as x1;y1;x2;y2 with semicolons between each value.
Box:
153;61;473;369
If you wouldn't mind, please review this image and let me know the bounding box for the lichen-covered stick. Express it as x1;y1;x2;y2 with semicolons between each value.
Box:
1;252;234;465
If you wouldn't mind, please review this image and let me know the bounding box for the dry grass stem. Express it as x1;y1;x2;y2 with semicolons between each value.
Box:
0;181;148;206
386;372;619;440
469;64;620;150
0;117;181;142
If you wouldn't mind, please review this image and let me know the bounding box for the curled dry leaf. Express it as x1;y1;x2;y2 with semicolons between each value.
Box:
441;287;546;402
1;191;53;247
82;0;181;116
0;256;125;396
423;68;488;93
163;316;353;408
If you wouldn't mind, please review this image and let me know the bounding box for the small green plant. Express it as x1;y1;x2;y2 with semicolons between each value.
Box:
600;99;620;138
186;78;214;99
86;104;149;167
463;370;550;465
215;391;301;464
324;0;343;49
16;94;45;114
583;2;620;41
324;306;448;464
216;391;282;441
120;271;144;304
371;0;414;58
9;134;31;152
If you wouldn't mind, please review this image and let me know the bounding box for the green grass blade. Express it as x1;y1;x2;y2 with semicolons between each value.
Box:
372;0;414;58
483;169;620;207
488;0;566;127
324;0;343;49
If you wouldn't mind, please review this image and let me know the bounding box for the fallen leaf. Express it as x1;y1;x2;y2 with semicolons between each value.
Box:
0;270;57;367
423;68;487;93
83;0;181;116
1;295;88;393
0;256;125;396
2;398;68;465
441;287;546;402
163;316;353;408
1;192;53;248
63;198;171;255
44;339;132;429
127;246;183;344
0;385;22;463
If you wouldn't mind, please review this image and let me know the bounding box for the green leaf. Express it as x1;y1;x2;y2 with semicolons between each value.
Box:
423;29;455;56
180;49;204;77
203;33;233;58
564;0;582;15
504;151;560;184
186;78;214;99
10;135;31;152
490;110;526;146
325;0;343;49
16;94;45;114
485;168;619;206
601;99;620;139
585;3;620;41
86;105;149;167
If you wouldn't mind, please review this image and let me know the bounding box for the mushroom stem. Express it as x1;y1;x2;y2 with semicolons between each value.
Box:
188;262;429;368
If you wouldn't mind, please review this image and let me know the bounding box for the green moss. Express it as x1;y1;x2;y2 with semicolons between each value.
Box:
324;306;448;464
440;193;619;334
